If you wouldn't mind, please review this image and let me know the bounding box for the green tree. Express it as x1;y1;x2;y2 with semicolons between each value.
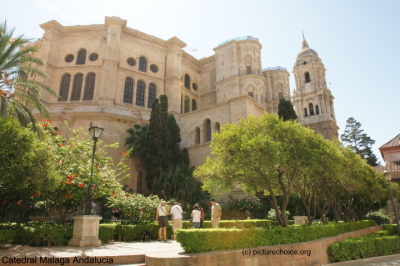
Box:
143;95;170;193
0;118;57;223
168;114;181;165
278;98;298;121
340;117;379;166
0;22;56;131
195;113;327;227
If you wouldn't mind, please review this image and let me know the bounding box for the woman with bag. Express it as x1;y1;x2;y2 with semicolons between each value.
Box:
155;201;169;241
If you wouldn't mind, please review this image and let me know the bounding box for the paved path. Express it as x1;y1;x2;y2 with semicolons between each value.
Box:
2;241;400;265
323;254;400;266
0;240;184;265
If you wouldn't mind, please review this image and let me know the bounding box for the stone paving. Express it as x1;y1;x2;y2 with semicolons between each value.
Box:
0;240;184;265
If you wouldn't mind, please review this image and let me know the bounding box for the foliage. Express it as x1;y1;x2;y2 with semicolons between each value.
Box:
106;193;161;225
126;94;207;208
340;117;379;166
195;113;337;227
0;229;15;247
268;209;289;221
278;98;298;121
328;234;400;262
0;21;57;132
0;118;57;223
224;195;269;219
365;210;391;225
176;220;375;253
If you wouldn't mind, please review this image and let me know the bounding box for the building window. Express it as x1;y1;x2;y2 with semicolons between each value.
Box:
136;80;145;106
184;74;190;89
58;74;71;101
309;103;314;116
148;83;156;108
83;73;96;100
278;92;283;100
192;83;198;91
215;122;220;133
205;119;212;142
65;54;74;63
127;58;136;66
76;49;86;65
192;99;197;111
184;96;190;113
123;77;134;104
139;57;147;72
195;127;200;144
305;72;311;83
150;64;159;73
246;66;252;74
248;91;254;98
315;105;320;115
89;53;98;61
304;108;308;117
70;73;83;101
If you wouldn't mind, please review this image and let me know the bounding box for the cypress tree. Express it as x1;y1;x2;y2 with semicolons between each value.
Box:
278;98;298;121
168;114;181;165
143;95;170;192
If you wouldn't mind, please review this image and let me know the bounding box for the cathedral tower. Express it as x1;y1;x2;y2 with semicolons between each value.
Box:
292;37;338;139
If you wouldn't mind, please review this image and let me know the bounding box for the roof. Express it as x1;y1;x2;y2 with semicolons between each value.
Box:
380;134;400;148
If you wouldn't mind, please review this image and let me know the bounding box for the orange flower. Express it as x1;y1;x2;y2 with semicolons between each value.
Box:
57;132;62;135
122;152;127;156
79;183;84;187
17;201;22;204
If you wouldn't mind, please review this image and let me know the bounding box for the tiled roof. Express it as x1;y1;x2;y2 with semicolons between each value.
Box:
380;134;400;148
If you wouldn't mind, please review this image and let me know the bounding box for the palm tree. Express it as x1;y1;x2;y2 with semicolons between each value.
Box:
0;21;56;130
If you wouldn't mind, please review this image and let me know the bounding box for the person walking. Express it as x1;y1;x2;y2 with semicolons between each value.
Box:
170;202;183;237
210;199;222;228
155;201;169;241
191;204;201;229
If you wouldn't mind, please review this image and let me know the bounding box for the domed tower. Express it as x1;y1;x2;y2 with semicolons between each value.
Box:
292;37;338;139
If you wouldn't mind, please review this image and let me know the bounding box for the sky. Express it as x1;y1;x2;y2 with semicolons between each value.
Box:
3;0;400;164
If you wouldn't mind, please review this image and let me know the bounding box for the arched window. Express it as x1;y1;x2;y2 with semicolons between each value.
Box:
76;49;86;65
304;108;308;117
139;57;147;72
136;80;145;106
58;74;71;102
204;119;212;142
184;96;190;113
70;73;83;101
305;72;311;83
192;99;197;111
309;103;314;116
195;127;200;144
83;73;96;101
123;77;134;104
215;122;221;133
315;105;320;115
184;74;190;89
148;83;156;108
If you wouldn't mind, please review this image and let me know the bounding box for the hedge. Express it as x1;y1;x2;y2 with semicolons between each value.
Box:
175;220;376;253
181;219;272;229
327;224;400;262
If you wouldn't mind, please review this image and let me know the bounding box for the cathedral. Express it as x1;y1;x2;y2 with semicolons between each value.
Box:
34;16;338;193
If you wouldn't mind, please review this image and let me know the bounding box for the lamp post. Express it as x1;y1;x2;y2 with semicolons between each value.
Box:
384;169;400;235
85;125;104;215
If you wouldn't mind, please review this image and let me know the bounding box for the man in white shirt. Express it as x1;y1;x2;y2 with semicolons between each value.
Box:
170;202;183;234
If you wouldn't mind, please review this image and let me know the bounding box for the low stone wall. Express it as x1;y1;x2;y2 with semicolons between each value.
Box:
145;225;382;266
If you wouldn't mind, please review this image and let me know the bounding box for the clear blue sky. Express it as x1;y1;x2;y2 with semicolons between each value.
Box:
3;0;400;164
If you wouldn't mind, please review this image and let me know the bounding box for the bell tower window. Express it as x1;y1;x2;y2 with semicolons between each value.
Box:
305;72;311;83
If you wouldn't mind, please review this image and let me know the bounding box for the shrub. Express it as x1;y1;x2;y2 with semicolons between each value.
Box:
328;235;400;262
176;220;375;253
0;229;15;247
365;210;391;225
98;224;117;243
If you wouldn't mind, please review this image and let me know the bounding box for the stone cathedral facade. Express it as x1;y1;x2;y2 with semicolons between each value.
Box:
34;17;338;193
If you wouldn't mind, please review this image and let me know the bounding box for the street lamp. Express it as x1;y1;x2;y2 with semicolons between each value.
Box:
85;125;104;215
384;169;400;235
